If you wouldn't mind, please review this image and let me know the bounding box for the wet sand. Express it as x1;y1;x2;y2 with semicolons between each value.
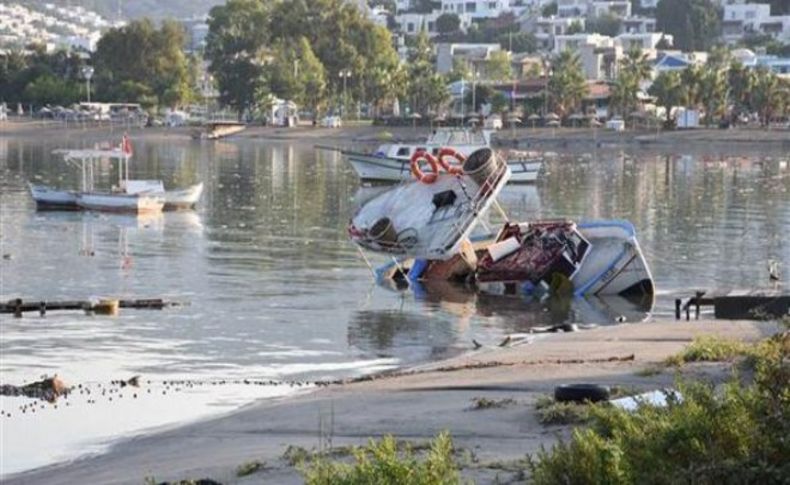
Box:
5;318;780;485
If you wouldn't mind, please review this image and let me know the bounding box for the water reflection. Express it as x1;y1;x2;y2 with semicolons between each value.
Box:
0;134;788;475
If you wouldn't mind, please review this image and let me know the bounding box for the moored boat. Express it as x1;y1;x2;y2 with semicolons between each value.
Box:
76;192;165;213
29;136;203;213
343;127;541;183
28;184;78;210
163;182;204;210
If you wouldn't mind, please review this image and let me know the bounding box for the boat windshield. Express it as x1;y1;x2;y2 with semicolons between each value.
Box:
427;130;487;146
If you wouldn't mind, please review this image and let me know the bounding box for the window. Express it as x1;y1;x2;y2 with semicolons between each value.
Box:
397;147;410;157
489;2;498;9
466;2;476;13
407;22;414;32
428;21;435;31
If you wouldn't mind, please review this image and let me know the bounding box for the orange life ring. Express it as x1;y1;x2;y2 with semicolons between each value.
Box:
437;147;465;175
410;151;440;184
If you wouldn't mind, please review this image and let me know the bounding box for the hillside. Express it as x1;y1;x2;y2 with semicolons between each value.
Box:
17;0;227;21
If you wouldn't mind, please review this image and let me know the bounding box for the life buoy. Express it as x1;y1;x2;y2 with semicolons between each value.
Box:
437;147;465;175
410;151;440;184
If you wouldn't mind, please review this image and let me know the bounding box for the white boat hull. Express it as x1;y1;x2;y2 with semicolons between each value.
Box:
572;221;654;297
164;183;204;210
76;192;165;213
29;184;79;210
344;151;541;183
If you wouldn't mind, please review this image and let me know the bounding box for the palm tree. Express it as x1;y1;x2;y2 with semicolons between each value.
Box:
612;47;652;123
680;64;703;109
728;61;755;121
547;50;587;119
752;68;787;126
700;67;728;126
648;71;682;128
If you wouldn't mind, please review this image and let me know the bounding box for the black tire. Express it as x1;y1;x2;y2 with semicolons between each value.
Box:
554;384;610;403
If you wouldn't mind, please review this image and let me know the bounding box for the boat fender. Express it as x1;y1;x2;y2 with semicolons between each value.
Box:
436;147;465;175
408;259;429;282
487;237;521;262
410;152;440;184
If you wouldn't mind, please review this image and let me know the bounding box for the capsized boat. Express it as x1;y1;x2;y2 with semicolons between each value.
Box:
348;148;654;300
343;127;541;183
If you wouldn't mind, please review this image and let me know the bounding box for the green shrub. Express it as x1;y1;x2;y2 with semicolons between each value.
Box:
302;432;459;485
534;395;592;425
529;345;790;484
667;335;749;365
469;397;516;410
236;459;264;477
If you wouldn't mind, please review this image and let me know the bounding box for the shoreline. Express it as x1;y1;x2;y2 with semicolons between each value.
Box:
6;317;781;485
2;119;788;150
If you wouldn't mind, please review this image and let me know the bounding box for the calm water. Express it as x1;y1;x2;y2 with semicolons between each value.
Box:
0;132;788;474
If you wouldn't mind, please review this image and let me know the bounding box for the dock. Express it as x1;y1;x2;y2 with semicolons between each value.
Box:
675;289;789;320
1;298;181;317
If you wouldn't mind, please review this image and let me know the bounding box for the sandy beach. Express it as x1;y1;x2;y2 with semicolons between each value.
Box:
5;318;781;485
1;119;788;150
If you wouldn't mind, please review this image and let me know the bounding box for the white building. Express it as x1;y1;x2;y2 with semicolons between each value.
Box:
557;0;589;17
589;0;632;18
535;16;586;49
615;32;671;50
722;3;790;43
436;42;502;74
440;0;512;19
553;32;612;54
395;11;473;35
621;16;655;34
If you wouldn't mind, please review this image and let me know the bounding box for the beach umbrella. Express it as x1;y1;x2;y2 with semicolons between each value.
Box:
568;112;584;127
410;112;422;130
527;113;540;129
546;119;560;127
545;112;560;121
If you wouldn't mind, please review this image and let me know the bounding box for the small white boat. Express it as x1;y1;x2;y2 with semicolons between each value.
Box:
76;192;165;213
122;180;203;211
192;122;246;140
29;137;203;213
28;184;78;210
343;128;491;182
343;128;541;183
163;182;204;210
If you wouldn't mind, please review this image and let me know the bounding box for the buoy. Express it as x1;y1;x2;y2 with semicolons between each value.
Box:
410;151;440;184
436;147;465;175
93;299;119;316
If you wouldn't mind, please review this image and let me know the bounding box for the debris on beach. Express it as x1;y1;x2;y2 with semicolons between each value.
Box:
0;375;69;401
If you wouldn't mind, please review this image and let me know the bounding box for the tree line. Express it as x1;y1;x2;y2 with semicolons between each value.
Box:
1;19;199;109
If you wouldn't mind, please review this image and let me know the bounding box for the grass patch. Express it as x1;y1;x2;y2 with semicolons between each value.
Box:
301;432;459;485
528;337;790;484
468;397;517;410
282;445;312;466
665;333;790;368
534;395;592;425
236;459;265;477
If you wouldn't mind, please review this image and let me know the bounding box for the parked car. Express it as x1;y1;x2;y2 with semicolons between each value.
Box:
321;115;342;128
